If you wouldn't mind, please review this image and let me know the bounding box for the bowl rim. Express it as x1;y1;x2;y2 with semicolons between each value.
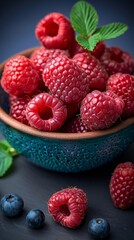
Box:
0;47;134;140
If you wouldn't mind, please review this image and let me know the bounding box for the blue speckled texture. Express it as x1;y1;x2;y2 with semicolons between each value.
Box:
0;120;134;172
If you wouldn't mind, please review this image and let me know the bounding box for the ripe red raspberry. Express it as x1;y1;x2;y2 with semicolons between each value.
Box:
66;102;80;121
48;187;88;228
80;90;124;131
25;92;67;131
107;73;134;118
35;12;75;49
60;115;88;133
91;41;106;59
100;46;134;75
72;52;108;91
69;39;106;59
1;55;40;96
42;55;90;104
69;39;89;57
109;162;134;209
30;47;70;77
9;95;31;125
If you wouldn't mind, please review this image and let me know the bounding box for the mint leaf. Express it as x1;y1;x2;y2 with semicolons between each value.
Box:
70;1;128;51
0;140;18;157
88;33;101;51
0;149;13;177
70;1;98;37
76;33;101;51
76;35;90;49
95;22;128;41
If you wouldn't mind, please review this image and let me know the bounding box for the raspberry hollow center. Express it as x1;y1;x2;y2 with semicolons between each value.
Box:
38;106;53;120
59;204;70;216
45;21;59;37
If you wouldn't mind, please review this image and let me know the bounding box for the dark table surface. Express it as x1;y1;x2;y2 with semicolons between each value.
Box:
0;132;134;240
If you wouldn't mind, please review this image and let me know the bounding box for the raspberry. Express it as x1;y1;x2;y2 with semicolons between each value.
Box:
48;187;88;228
1;55;40;96
42;55;90;104
35;12;75;49
60;115;88;133
91;41;106;59
69;39;89;57
30;47;70;77
109;162;134;209
66;102;80;121
106;73;134;118
25;92;67;131
69;39;106;59
80;90;124;131
72;52;108;91
100;46;134;75
9;95;31;125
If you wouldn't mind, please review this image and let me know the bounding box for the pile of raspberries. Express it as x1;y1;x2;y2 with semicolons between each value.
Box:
1;12;134;132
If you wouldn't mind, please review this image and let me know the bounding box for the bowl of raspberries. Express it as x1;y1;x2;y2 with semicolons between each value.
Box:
0;1;134;173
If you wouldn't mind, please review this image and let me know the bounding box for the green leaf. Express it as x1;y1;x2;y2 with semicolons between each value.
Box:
70;1;99;37
76;35;90;50
0;149;13;177
76;33;101;51
0;140;18;157
88;33;101;51
94;22;128;41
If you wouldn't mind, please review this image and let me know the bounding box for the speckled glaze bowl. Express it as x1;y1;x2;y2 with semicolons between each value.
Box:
0;47;134;173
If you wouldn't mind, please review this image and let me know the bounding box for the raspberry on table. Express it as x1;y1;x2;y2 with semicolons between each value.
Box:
25;92;67;131
30;47;70;77
107;73;134;118
109;162;134;209
72;52;108;91
100;46;134;75
9;95;31;125
48;187;88;228
35;12;75;49
80;90;124;131
42;55;90;104
1;55;40;96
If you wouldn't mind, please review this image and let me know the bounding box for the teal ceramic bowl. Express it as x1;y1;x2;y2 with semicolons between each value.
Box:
0;48;134;173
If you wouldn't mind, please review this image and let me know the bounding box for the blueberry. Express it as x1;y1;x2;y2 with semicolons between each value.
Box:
0;193;24;217
88;218;110;239
26;209;45;229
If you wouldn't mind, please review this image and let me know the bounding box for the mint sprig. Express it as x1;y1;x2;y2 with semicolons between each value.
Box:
70;1;128;51
0;140;19;177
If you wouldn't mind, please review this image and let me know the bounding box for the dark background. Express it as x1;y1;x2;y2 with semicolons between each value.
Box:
1;0;134;63
0;1;134;240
